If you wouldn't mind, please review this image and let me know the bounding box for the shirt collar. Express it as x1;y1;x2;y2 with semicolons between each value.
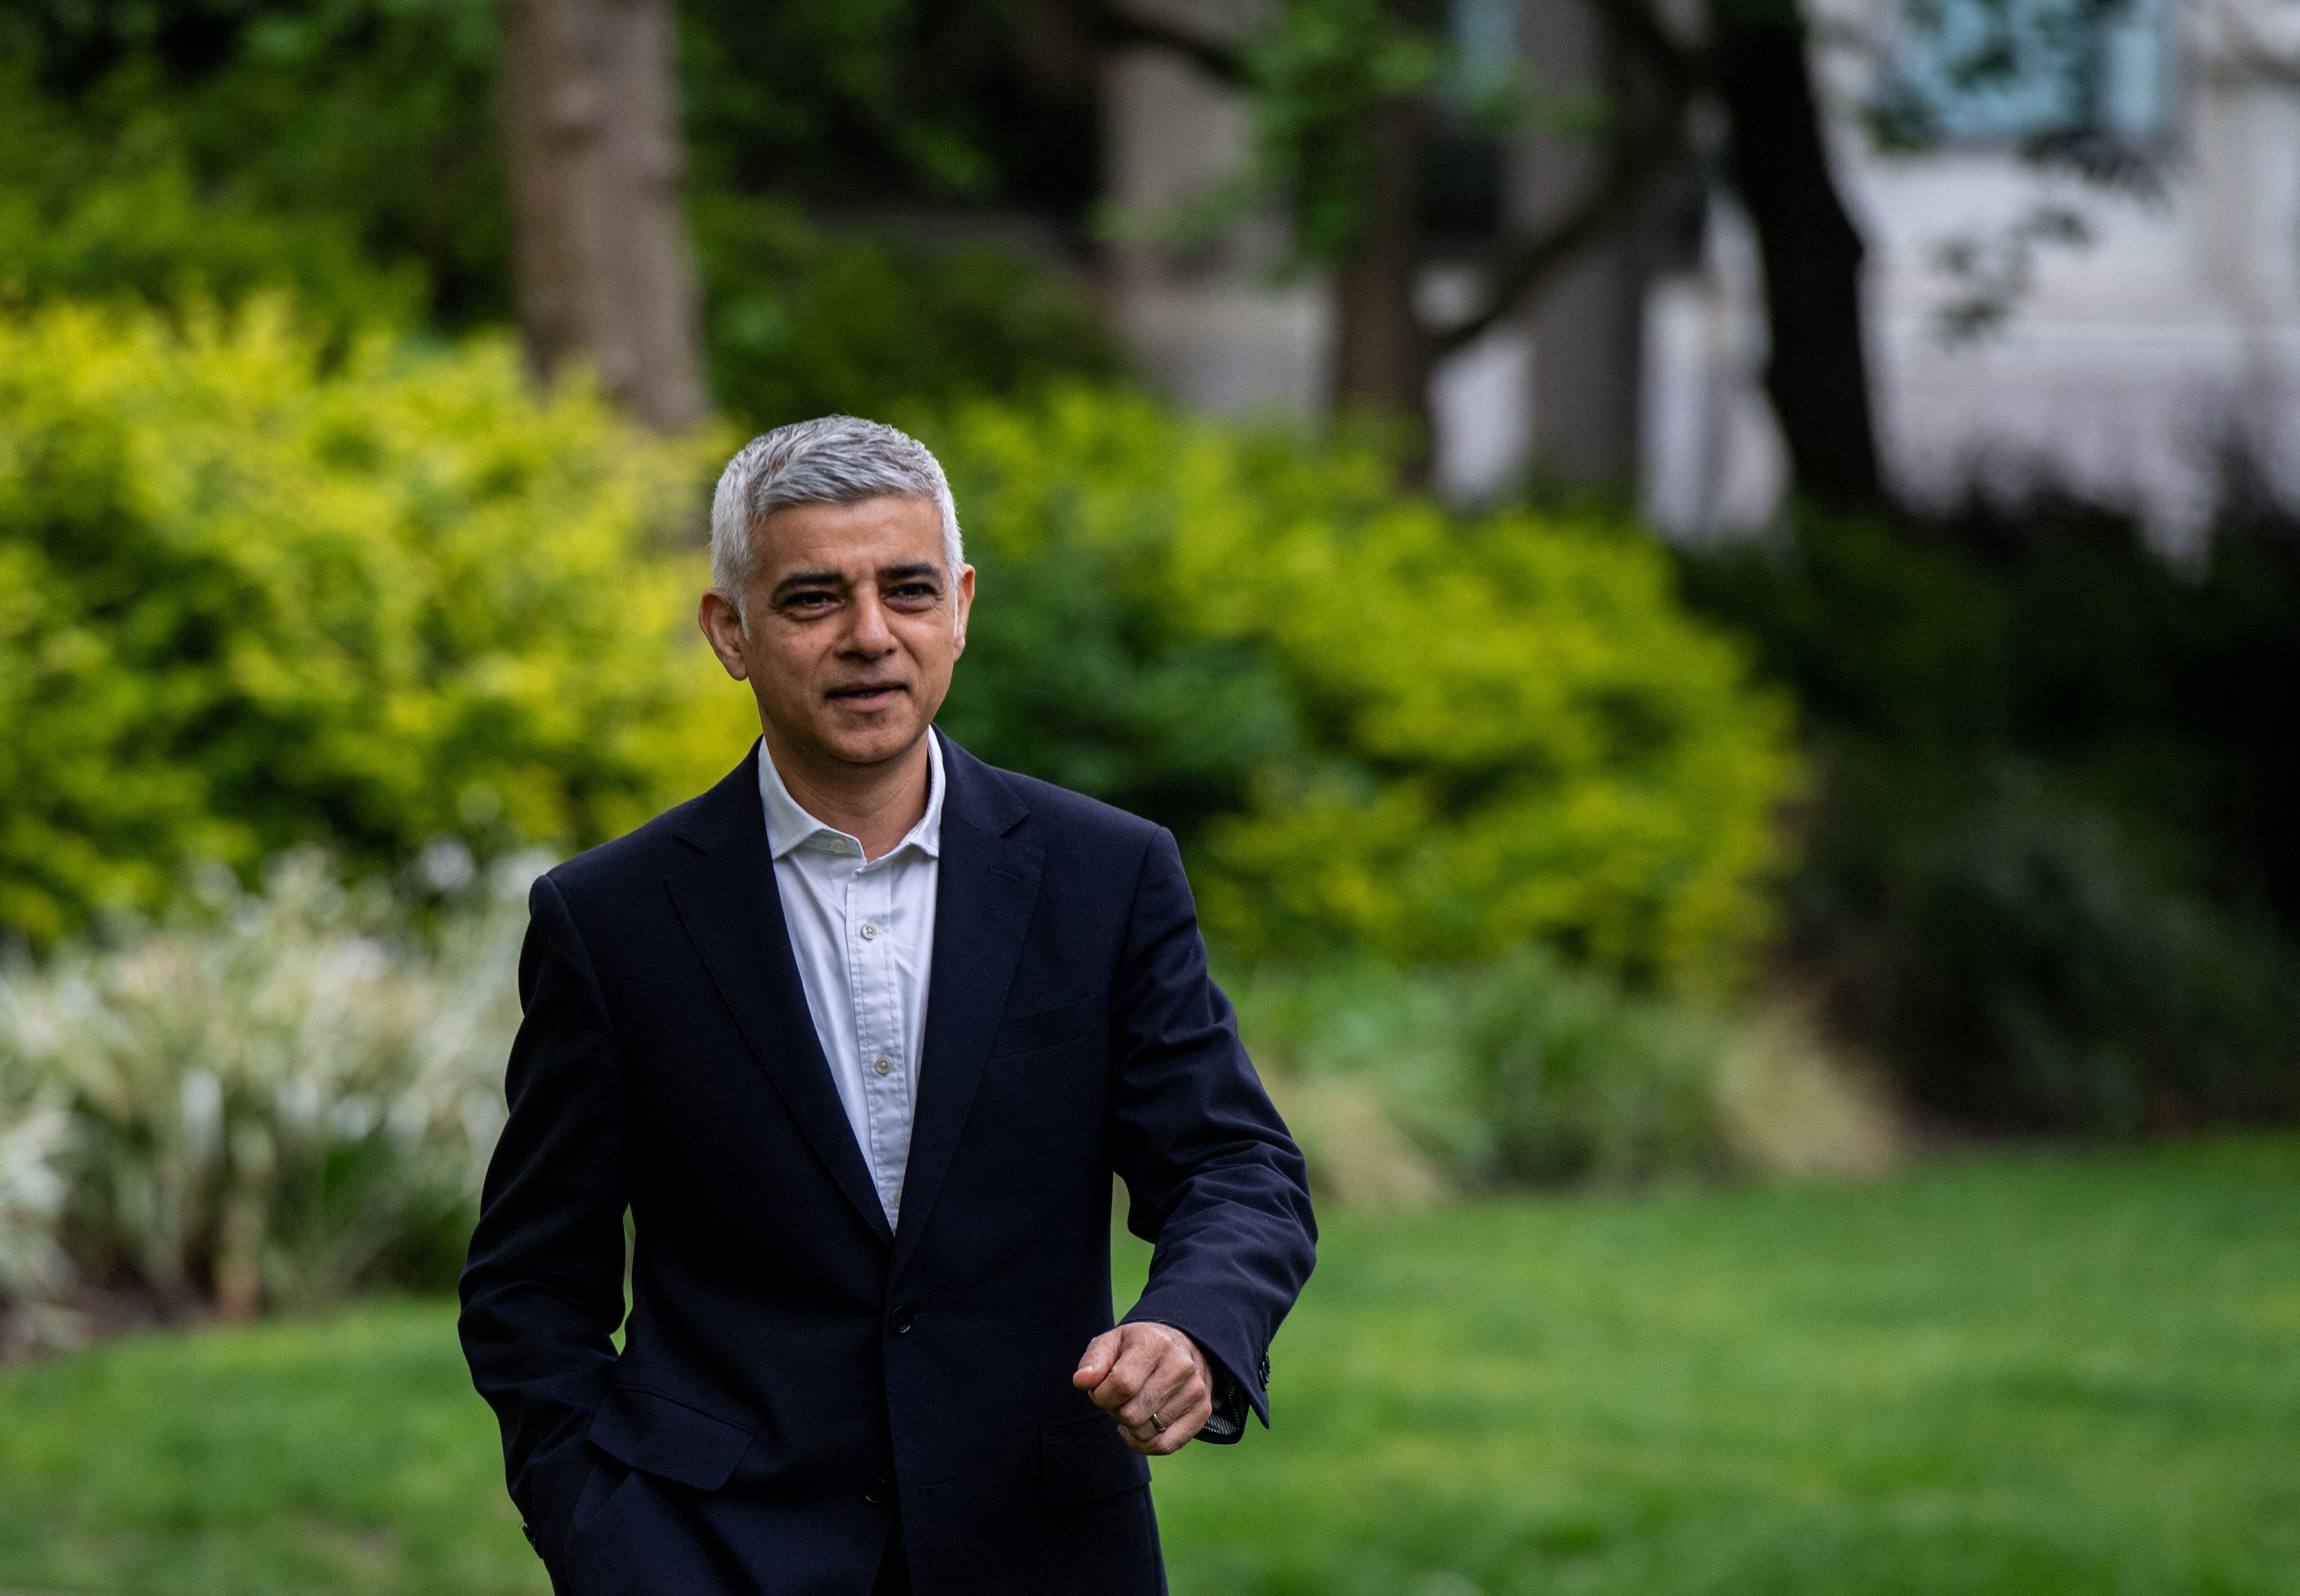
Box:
758;730;945;864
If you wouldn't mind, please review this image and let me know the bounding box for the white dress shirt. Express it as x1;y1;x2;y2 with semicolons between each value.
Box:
758;734;944;1228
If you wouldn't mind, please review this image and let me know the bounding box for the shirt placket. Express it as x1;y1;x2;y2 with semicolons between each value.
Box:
849;857;908;1221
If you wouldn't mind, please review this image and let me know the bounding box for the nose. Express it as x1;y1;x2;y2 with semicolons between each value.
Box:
840;588;896;657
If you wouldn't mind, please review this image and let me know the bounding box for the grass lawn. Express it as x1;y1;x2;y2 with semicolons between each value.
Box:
1;1138;2294;1595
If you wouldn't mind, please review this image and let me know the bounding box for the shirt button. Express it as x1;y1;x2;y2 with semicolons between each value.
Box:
873;1055;894;1076
860;921;879;940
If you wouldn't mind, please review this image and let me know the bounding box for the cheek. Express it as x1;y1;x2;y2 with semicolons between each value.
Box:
751;635;823;698
900;621;957;669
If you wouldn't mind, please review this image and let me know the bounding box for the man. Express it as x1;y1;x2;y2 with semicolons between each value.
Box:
459;416;1317;1596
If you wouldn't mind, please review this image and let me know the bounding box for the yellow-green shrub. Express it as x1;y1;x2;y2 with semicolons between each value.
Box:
0;298;753;943
934;389;1799;994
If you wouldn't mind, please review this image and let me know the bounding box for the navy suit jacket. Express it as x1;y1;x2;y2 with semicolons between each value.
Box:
458;731;1317;1595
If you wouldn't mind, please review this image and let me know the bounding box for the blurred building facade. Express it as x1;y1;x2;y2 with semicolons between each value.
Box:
1103;0;2300;544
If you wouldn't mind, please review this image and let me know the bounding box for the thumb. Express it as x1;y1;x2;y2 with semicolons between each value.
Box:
1073;1328;1124;1388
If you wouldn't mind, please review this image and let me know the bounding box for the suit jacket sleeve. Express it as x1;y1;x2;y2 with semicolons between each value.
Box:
458;873;629;1557
1108;826;1317;1437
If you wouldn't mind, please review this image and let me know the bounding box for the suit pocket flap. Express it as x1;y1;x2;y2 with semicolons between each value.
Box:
992;993;1102;1057
1039;1411;1150;1506
587;1385;756;1492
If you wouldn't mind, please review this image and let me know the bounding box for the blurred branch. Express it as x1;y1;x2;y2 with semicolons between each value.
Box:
1425;0;1695;356
1583;0;1705;93
1082;1;1251;85
1427;125;1675;356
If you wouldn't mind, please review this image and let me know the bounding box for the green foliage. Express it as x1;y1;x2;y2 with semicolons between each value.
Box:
0;297;751;944
0;1050;70;1350
0;1;504;329
1460;953;1735;1181
680;0;1101;212
1234;952;1735;1185
1680;506;2300;1128
1124;0;1546;265
694;197;1119;431
1235;950;1898;1192
0;68;429;334
1234;0;1453;261
0;2;1118;423
1801;757;2300;1130
934;389;1800;991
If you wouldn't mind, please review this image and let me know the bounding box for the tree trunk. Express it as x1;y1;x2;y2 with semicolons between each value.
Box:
1715;0;1885;510
498;0;707;432
1513;0;1655;492
1330;95;1437;477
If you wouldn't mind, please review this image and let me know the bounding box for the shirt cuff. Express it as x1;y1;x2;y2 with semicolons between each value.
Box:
1200;1358;1247;1438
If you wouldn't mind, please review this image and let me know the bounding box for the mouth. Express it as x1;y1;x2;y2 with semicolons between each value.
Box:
825;683;908;710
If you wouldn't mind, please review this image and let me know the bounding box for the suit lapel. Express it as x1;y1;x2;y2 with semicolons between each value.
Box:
664;742;894;1247
892;732;1043;1275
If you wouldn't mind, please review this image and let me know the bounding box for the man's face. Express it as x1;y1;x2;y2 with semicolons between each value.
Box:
700;494;973;772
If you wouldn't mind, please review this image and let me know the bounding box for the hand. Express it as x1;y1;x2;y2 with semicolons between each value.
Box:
1072;1322;1213;1456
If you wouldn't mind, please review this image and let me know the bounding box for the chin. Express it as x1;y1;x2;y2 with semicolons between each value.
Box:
820;718;923;767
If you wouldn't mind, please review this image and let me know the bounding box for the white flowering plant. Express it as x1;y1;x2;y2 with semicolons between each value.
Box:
0;848;536;1334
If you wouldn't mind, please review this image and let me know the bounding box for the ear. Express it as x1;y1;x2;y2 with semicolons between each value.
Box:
951;564;975;658
699;589;751;681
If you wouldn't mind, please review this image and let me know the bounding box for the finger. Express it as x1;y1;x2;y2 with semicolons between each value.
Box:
1072;1329;1124;1391
1087;1330;1163;1416
1125;1387;1214;1457
1144;1390;1214;1456
1116;1353;1203;1437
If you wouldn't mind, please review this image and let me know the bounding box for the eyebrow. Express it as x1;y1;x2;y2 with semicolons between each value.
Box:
770;570;842;601
770;563;943;601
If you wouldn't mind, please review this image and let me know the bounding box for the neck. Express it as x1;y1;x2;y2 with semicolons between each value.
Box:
763;728;934;862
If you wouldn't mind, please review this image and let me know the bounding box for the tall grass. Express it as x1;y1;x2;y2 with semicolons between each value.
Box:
1233;950;1901;1198
0;1055;70;1353
0;852;534;1337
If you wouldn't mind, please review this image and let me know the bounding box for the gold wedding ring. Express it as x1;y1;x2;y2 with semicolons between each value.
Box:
1149;1411;1167;1432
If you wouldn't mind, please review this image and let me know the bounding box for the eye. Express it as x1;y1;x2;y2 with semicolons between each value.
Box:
782;591;837;613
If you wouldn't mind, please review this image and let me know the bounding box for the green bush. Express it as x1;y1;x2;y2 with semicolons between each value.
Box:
0;297;752;944
1229;948;1902;1193
933;389;1801;993
0;73;430;334
1680;506;2300;1128
0;309;1793;995
1233;952;1735;1185
0;1047;70;1350
0;0;503;330
1801;758;2300;1130
1237;943;1912;1194
0;16;1118;412
0;852;529;1326
696;197;1120;430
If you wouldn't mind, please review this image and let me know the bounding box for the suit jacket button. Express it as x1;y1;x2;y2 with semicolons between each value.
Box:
889;1305;915;1336
520;1523;537;1547
863;1477;891;1506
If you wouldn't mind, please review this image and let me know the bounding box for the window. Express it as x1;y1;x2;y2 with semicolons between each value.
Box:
1422;0;1521;241
1881;0;2174;144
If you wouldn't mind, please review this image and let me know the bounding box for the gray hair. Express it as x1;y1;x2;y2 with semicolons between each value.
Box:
709;416;963;626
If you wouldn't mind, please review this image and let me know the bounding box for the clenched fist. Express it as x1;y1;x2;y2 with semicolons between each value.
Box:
1072;1322;1213;1455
